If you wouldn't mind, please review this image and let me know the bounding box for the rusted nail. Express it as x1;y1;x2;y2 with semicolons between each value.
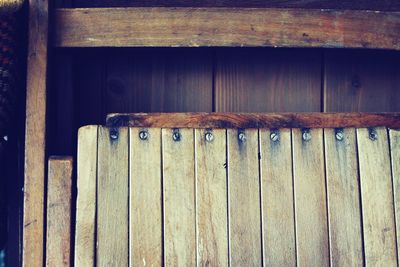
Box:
302;129;311;142
172;129;181;142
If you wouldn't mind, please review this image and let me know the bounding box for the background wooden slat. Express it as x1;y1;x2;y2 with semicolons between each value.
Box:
75;126;98;266
259;129;296;266
130;128;162;266
162;128;196;266
227;129;262;266
215;49;321;112
45;157;73;267
324;128;363;266
97;127;129;266
389;129;400;263
292;128;329;266
357;127;397;266
54;8;400;50
195;129;228;266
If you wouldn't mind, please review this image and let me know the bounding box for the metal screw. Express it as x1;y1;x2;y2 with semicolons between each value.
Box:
238;131;246;143
270;130;279;142
172;129;181;142
369;128;378;141
205;130;214;142
335;129;344;141
110;128;119;140
139;130;149;141
2;135;8;142
302;129;311;142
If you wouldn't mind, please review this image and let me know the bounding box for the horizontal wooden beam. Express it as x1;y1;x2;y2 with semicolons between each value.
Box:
54;8;400;49
106;113;400;129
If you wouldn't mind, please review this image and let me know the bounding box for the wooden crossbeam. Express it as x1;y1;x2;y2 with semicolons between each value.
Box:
54;7;400;49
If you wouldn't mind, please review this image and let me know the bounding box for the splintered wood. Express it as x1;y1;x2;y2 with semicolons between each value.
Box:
75;125;400;265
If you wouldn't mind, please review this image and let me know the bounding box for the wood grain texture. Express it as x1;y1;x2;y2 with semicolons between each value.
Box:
227;129;262;266
195;129;228;266
45;157;73;267
215;49;321;112
324;50;400;112
75;126;98;267
292;128;329;266
97;127;129;266
107;112;400;129
389;129;400;263
357;128;397;266
324;128;363;266
162;128;196;266
54;8;400;49
23;0;49;265
130;128;162;266
259;129;296;266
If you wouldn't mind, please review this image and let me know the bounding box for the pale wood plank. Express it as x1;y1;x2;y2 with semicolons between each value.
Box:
324;128;363;266
195;129;228;266
357;127;397;266
162;128;196;266
259;129;296;266
227;129;262;266
55;8;400;50
292;128;329;266
389;129;400;263
75;125;98;266
45;157;73;267
97;127;129;266
130;128;162;266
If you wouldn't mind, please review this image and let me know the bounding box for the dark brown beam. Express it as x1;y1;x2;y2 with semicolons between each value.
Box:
54;8;400;50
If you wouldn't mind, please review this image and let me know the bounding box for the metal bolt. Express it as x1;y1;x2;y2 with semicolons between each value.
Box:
238;131;246;143
369;128;378;141
2;135;8;142
110;128;119;140
139;130;149;141
302;129;311;142
335;129;344;141
172;129;181;142
205;130;214;142
270;130;279;142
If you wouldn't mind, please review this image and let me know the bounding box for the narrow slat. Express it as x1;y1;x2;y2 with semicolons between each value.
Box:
130;128;162;266
195;129;228;266
259;129;296;266
46;157;73;267
324;128;363;266
389;129;400;263
227;129;262;266
292;128;329;266
162;128;196;266
357;127;397;266
97;127;129;266
75;126;98;266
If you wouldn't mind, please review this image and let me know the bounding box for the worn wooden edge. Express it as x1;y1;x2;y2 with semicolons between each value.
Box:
105;113;400;129
54;7;400;50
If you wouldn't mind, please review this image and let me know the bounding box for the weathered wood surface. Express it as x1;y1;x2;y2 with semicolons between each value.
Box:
54;8;400;49
97;127;129;266
23;0;49;265
130;128;162;266
357;128;397;266
389;129;400;263
107;112;400;129
45;157;73;267
324;128;363;266
75;126;98;267
195;129;228;266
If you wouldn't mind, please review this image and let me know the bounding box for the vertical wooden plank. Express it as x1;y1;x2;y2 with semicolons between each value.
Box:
292;128;329;266
357;127;397;266
97;127;129;266
130;128;162;266
390;129;400;263
324;50;400;112
227;129;262;266
23;0;49;265
195;129;228;266
162;128;196;266
324;128;363;266
215;48;321;112
259;129;296;266
46;157;73;267
75;125;98;266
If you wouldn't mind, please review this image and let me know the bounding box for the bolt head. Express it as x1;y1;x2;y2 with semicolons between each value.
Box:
369;130;378;141
238;132;246;142
205;131;214;142
172;130;181;142
139;130;149;141
335;131;344;141
110;129;119;140
302;130;311;142
270;132;279;142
